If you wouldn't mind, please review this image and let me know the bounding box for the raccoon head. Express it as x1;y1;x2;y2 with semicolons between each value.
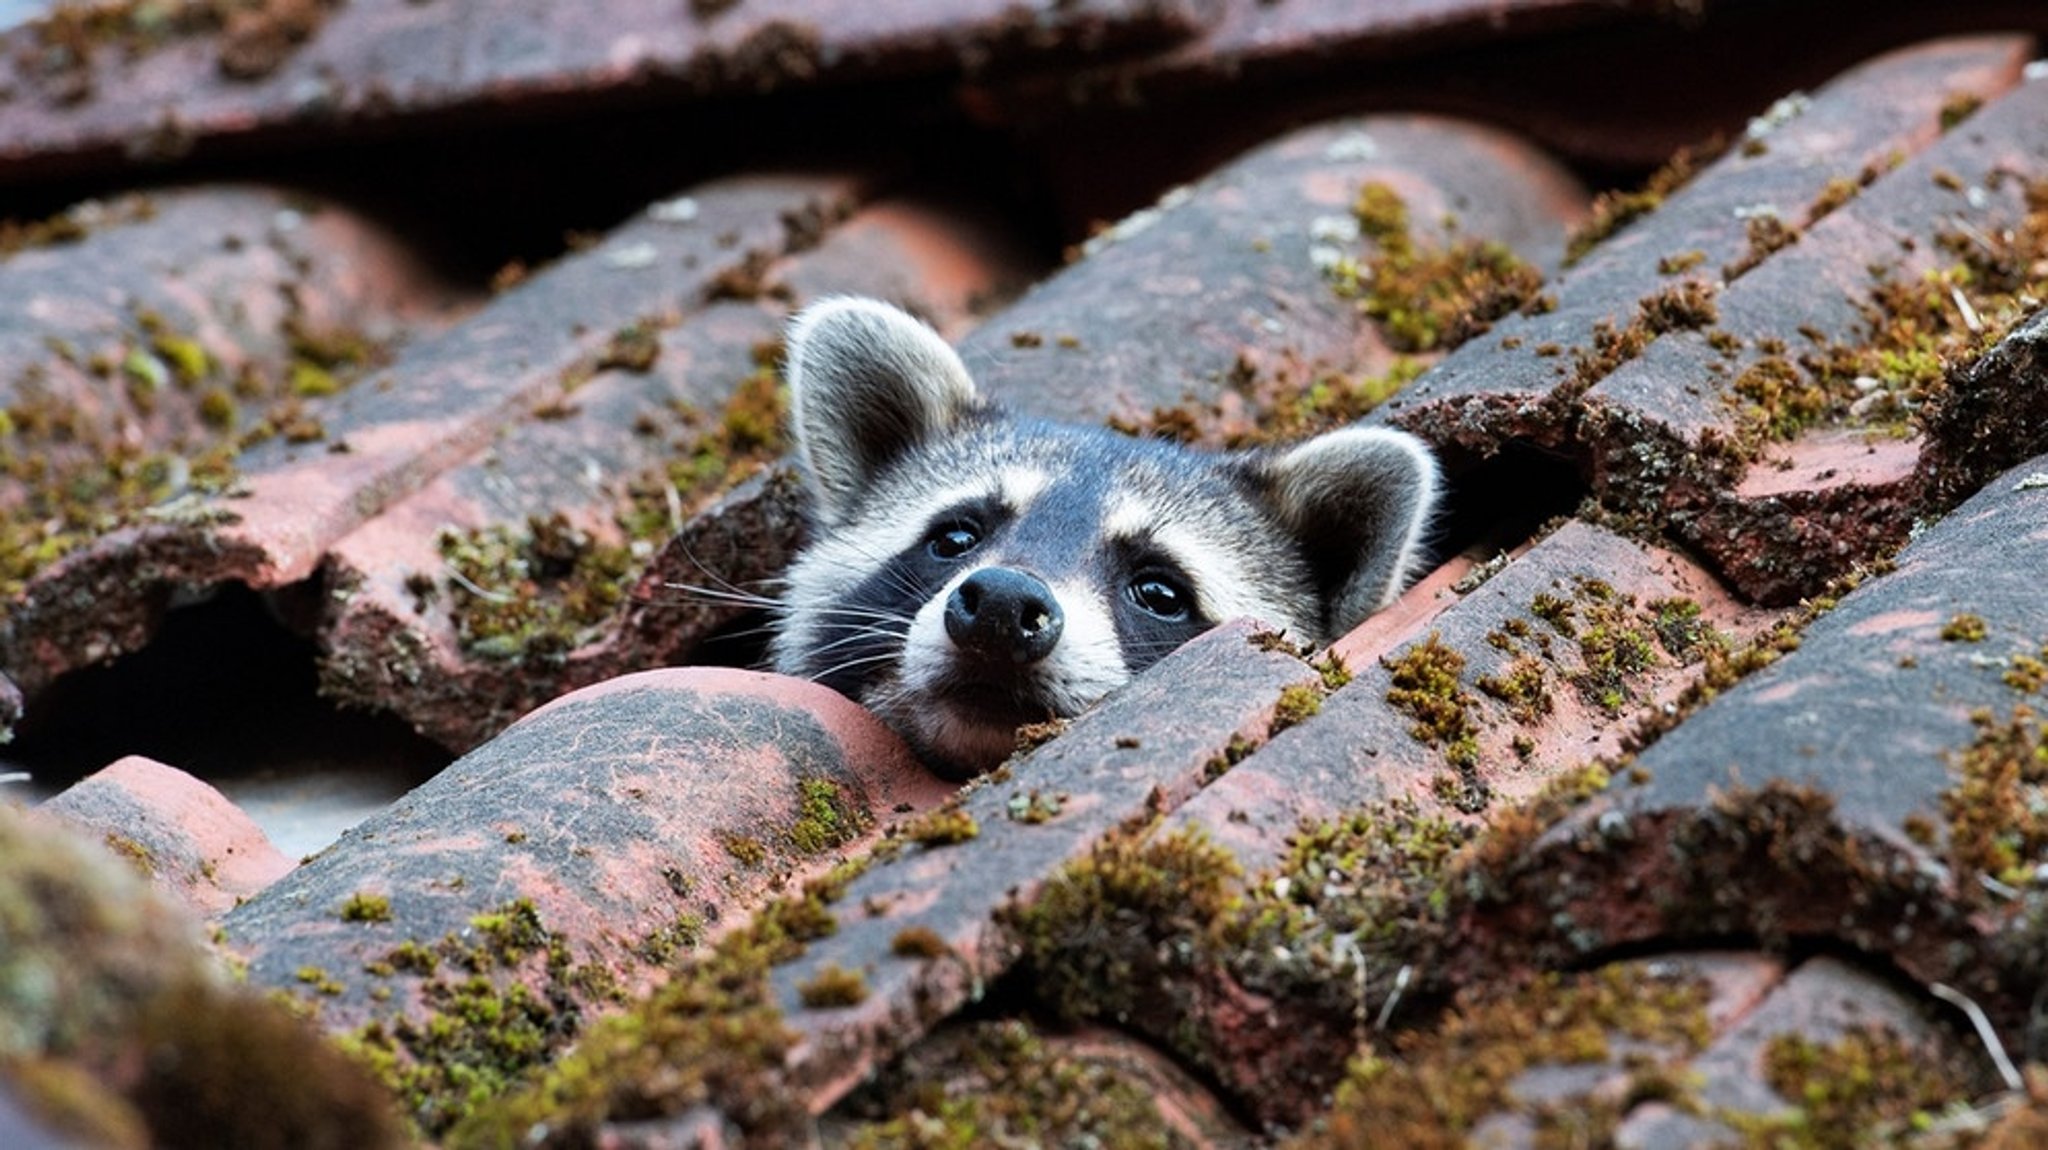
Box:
770;297;1439;778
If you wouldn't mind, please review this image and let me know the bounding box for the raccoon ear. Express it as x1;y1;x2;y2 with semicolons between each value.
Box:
784;297;983;526
1254;427;1440;638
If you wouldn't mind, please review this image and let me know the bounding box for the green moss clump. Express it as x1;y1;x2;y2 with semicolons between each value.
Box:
1939;91;1984;131
1938;705;2048;895
1732;356;1831;441
332;898;623;1138
1564;579;1660;716
1334;183;1543;352
787;776;866;855
1384;633;1480;769
1009;826;1239;1026
795;963;869;1009
615;361;788;544
1298;967;1713;1149
1649;597;1708;660
837;1019;1172;1150
906;808;979;848
340;893;393;924
1562;139;1721;266
594;321;662;374
1940;613;1988;642
1728;1026;1972;1148
1270;682;1325;734
2006;650;2047;694
1227;798;1472;1004
1658;250;1707;275
720;833;768;867
1475;657;1551;724
446;871;864;1146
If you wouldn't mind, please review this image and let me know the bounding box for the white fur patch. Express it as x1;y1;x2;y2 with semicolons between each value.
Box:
1144;520;1296;632
1102;491;1157;540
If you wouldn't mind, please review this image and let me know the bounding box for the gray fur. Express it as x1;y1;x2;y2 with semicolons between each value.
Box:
772;297;1439;775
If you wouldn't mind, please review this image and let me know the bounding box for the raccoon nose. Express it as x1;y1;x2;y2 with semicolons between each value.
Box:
945;567;1063;665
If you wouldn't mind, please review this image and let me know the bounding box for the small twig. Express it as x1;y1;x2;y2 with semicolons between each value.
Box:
1376;964;1412;1031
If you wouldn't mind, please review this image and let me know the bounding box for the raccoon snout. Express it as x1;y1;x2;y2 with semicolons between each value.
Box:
944;567;1064;665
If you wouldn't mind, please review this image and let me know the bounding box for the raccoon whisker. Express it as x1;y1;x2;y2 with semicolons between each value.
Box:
660;581;784;610
802;652;902;684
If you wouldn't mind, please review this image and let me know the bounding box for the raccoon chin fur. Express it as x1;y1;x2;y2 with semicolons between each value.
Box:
768;296;1440;779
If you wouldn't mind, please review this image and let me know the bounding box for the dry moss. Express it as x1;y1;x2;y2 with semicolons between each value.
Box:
1296;966;1713;1149
1475;657;1551;724
1561;138;1723;266
1332;182;1544;352
905;808;979;848
1938;705;2048;896
795;963;868;1009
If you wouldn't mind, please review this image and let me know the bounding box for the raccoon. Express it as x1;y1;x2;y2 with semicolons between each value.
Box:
769;297;1439;778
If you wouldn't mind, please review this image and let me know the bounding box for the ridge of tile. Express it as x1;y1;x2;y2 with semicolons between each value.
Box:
1450;448;2048;1033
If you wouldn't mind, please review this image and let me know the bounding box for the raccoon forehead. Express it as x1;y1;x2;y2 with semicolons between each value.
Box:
854;463;1050;543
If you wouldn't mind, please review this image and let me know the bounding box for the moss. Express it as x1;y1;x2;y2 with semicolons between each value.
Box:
1636;279;1720;333
340;892;393;924
1561;579;1661;716
594;321;663;374
1732;356;1830;441
1271;681;1324;733
890;926;949;959
787;776;866;855
1723;212;1801;280
1383;633;1480;770
1475;657;1551;724
1940;613;1988;642
1297;966;1713;1149
1333;182;1543;352
1226;798;1473;1005
1008;825;1239;1026
1649;597;1708;660
446;870;865;1146
633;914;706;966
1939;91;1985;131
1725;1026;1971;1148
837;1019;1173;1150
614;360;788;545
1562;138;1722;266
1808;176;1862;221
905;808;979;848
337;898;618;1138
796;963;869;1008
1658;250;1707;275
2006;651;2047;694
720;833;768;867
1938;705;2048;895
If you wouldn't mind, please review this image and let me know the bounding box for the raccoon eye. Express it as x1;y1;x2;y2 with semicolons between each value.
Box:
926;524;981;561
1128;575;1192;621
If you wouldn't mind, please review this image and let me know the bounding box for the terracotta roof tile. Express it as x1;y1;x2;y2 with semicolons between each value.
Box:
0;0;1212;181
1453;447;2048;1028
38;753;292;919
